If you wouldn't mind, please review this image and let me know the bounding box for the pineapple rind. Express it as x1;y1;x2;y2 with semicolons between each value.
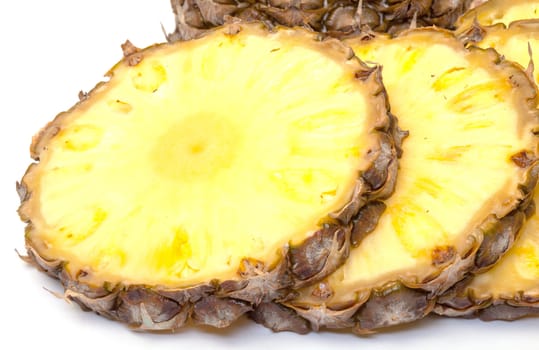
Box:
436;20;539;321
168;0;474;41
250;28;539;333
18;22;400;330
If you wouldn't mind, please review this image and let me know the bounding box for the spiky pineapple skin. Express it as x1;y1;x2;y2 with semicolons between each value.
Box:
168;0;474;41
248;28;539;334
18;23;402;331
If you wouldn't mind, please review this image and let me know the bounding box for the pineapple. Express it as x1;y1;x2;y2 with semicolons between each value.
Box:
250;28;539;333
17;23;401;330
168;0;474;41
436;20;539;321
456;0;539;33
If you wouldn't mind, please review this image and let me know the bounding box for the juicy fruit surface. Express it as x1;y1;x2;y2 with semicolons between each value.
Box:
21;26;376;288
295;30;538;306
457;0;539;29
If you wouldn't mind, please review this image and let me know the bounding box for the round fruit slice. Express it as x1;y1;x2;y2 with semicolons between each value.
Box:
17;23;400;330
250;28;539;334
435;20;539;321
456;0;539;33
168;0;474;41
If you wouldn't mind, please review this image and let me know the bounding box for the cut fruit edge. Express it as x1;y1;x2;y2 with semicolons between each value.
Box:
17;22;403;330
248;27;539;334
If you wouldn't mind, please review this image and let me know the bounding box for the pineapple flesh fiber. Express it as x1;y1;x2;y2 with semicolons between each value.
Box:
169;0;474;41
250;28;539;334
456;0;539;34
436;20;539;321
17;23;401;331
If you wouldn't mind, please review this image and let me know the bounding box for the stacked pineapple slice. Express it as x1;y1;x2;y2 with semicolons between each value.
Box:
18;0;539;334
435;1;539;321
251;28;539;333
18;23;400;330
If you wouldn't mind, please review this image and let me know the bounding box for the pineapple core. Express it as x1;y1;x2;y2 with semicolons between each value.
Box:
24;28;374;287
295;31;537;305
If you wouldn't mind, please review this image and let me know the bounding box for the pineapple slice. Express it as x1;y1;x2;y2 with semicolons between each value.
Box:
436;20;539;321
250;28;539;334
168;0;474;40
456;0;539;33
18;23;400;330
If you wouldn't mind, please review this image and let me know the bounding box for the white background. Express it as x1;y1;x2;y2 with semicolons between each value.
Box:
0;1;537;349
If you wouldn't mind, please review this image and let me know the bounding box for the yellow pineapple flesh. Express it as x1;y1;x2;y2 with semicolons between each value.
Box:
457;0;539;32
18;23;399;330
463;21;539;83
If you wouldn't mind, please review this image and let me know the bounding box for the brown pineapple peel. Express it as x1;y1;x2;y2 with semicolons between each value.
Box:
169;0;475;40
436;192;539;320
